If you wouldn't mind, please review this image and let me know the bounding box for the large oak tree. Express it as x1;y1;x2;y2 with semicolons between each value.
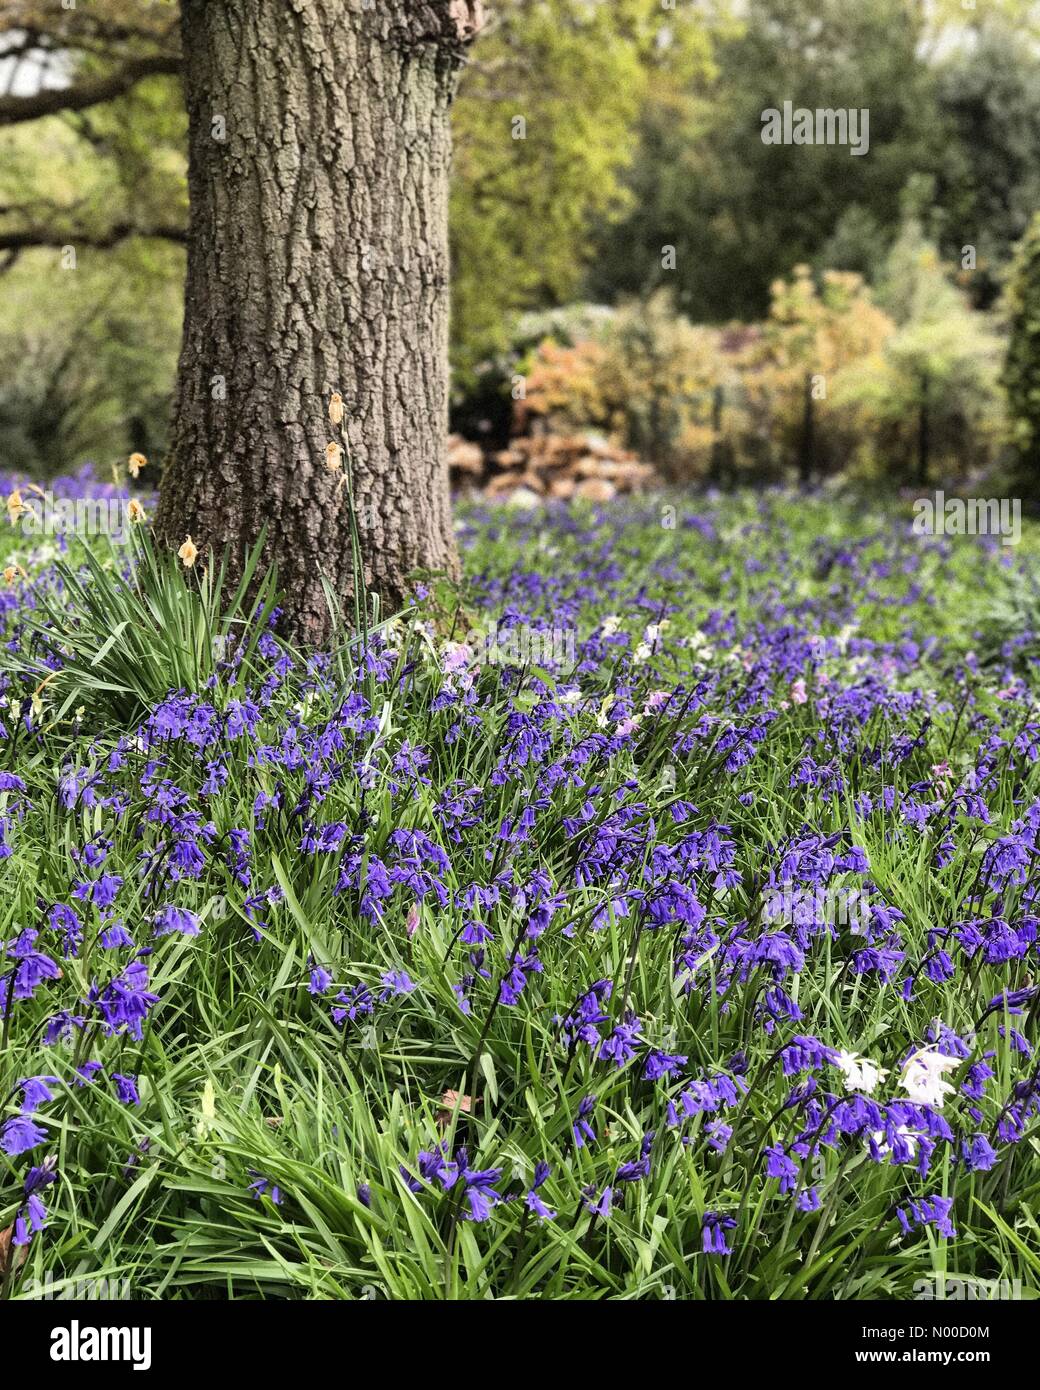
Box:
158;1;482;642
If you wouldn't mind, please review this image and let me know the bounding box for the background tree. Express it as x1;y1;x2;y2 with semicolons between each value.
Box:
0;0;183;252
744;266;894;483
585;0;945;321
834;218;1004;485
0;240;182;476
0;1;483;641
1003;212;1040;489
449;0;714;384
0;0;1035;513
934;16;1040;308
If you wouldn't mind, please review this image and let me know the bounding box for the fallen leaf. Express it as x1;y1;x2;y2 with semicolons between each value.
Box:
435;1090;476;1129
0;1224;26;1279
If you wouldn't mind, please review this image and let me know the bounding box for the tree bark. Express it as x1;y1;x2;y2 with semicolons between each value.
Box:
156;0;481;644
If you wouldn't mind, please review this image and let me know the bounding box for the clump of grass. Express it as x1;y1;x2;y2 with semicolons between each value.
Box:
0;524;279;727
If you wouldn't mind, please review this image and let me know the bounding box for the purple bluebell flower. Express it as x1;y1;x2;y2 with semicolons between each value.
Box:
380;969;416;1000
1;1114;48;1156
573;1094;597;1149
499;951;542;1006
617;1138;653;1184
331;982;374;1026
99;923;135;950
247;1171;282;1205
418;1146;458;1189
644;1049;688;1082
560;980;612;1049
6;929;60;1001
17;1075;60;1113
458;1151;504;1222
525;1185;556;1220
764;1144;799;1193
112;1073;141;1106
48;902;82;958
12;1155;58;1246
704;1120;733;1153
584;1185;613;1220
308;960;332;995
897;1194;957;1239
702;1211;736;1255
598;1015;643;1068
399;1165;423;1194
90;959;160;1040
153;904;201;937
961;1134;998;1172
779;1035;840;1076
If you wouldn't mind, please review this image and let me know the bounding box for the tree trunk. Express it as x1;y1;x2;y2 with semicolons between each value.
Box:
917;370;930;487
157;0;482;644
798;374;815;488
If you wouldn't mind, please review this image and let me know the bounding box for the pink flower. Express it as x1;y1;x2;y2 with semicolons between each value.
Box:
790;679;808;705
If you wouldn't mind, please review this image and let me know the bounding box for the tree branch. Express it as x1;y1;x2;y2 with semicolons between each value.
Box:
0;53;180;125
0;222;187;252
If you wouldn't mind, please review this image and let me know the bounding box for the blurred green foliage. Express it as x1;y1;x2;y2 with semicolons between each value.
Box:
833;214;1005;485
0;0;1038;485
0;238;181;476
1003;211;1040;484
0;43;185;473
511;222;1005;488
585;0;946;320
450;0;715;384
